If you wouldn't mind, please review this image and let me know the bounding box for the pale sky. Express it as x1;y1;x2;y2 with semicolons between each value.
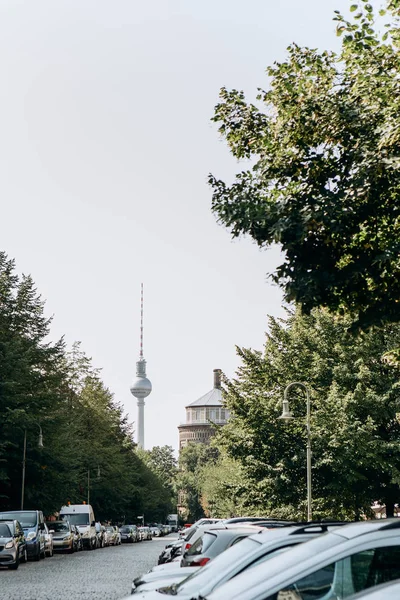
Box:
1;0;361;451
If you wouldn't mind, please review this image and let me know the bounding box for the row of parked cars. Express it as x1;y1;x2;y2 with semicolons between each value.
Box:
0;503;157;570
127;515;400;599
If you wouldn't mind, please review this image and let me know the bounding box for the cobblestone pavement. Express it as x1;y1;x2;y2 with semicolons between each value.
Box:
1;536;176;600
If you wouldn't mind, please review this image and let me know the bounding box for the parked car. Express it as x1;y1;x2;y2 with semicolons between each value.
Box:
106;526;119;545
181;526;263;568
71;525;83;552
95;523;107;548
179;519;220;540
138;526;152;541
48;520;74;553
132;567;199;594
206;518;400;600
113;526;122;545
43;523;54;557
60;504;97;551
0;521;28;569
0;510;46;561
121;525;139;543
132;522;346;598
150;526;161;537
158;540;184;565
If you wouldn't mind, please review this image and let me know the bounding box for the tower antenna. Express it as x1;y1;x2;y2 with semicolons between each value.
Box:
130;283;152;449
140;283;144;359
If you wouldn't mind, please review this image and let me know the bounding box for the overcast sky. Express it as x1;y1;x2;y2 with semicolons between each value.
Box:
1;0;360;451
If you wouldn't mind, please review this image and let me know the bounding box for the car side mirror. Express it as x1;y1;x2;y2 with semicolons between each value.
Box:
91;521;95;527
39;523;45;531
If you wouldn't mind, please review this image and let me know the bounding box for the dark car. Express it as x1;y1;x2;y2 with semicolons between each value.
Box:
0;510;46;561
181;526;262;568
120;525;139;543
0;521;28;569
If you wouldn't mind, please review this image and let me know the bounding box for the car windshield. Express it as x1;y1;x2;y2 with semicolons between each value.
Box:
0;511;37;528
106;527;114;533
51;522;70;533
61;513;89;526
120;526;131;533
175;537;262;594
208;532;345;600
0;523;12;537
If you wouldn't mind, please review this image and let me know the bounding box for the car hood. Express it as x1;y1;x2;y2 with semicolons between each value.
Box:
134;576;189;594
137;567;198;585
0;536;13;543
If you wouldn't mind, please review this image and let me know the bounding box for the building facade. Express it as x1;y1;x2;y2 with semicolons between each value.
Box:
178;369;230;451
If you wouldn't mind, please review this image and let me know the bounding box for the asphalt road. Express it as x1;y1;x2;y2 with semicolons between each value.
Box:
1;535;175;600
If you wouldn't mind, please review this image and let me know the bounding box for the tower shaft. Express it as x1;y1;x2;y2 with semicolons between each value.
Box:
137;399;145;449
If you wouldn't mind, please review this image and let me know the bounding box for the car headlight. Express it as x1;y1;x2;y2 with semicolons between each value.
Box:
27;532;36;541
63;534;72;540
82;531;89;538
5;541;14;549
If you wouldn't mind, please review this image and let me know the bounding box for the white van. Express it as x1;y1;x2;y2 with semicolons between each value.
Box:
59;504;97;550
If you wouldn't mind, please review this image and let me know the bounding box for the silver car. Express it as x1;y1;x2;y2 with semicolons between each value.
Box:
131;522;342;597
0;521;27;569
206;519;400;600
43;523;54;557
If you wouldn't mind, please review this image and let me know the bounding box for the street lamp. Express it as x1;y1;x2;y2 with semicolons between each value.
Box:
279;382;312;521
21;424;44;510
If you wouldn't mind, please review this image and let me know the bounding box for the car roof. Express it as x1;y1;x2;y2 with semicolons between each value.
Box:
208;519;400;600
206;526;263;538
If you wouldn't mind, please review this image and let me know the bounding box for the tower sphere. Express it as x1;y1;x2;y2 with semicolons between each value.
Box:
130;377;152;399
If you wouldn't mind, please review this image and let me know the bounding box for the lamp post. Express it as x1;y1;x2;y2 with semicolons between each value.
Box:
21;424;44;510
279;382;312;521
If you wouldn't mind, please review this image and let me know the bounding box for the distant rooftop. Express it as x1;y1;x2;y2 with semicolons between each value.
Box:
186;368;223;408
187;387;222;408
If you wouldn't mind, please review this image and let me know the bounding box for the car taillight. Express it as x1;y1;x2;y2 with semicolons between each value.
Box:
193;557;210;566
185;543;191;550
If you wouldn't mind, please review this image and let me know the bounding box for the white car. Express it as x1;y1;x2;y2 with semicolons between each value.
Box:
207;519;400;600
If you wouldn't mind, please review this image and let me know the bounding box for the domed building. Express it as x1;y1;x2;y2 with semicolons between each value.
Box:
178;369;230;451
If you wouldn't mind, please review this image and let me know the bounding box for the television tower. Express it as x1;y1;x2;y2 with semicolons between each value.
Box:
130;284;152;449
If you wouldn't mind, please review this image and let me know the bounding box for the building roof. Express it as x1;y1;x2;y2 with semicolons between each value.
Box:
186;387;222;408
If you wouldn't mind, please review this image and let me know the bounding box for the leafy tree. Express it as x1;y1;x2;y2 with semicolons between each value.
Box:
143;445;178;494
209;1;400;330
197;451;249;518
0;251;175;523
176;443;218;521
215;308;400;519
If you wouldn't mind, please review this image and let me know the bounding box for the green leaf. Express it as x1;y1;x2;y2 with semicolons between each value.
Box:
350;4;358;11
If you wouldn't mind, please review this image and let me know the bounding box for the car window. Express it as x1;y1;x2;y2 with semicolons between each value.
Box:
230;535;249;547
266;545;400;600
0;523;12;537
187;532;217;556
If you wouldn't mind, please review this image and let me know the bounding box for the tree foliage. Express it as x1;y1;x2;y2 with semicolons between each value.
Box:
176;443;218;521
210;1;400;330
0;252;173;522
210;308;400;519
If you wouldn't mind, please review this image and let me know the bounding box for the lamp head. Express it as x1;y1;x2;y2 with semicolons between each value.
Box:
38;432;44;448
279;400;294;422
